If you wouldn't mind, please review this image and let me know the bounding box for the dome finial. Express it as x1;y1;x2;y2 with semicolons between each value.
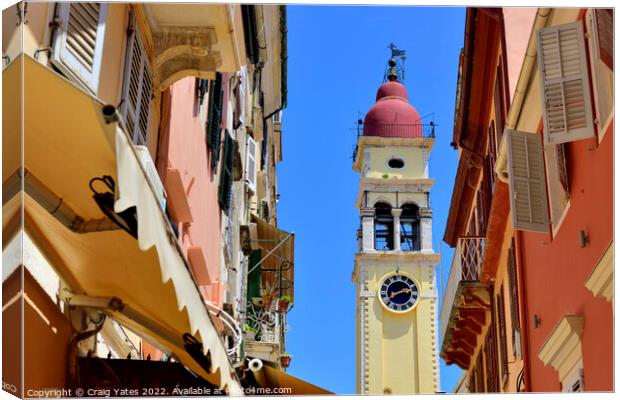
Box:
385;43;407;82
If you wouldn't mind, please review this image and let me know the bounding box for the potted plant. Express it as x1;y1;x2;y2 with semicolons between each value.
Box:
280;352;292;368
260;286;275;309
243;323;258;341
277;295;291;312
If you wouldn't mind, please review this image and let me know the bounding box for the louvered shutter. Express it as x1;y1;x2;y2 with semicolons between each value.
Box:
121;19;153;145
218;131;235;213
497;289;509;383
207;73;224;171
51;3;108;93
245;135;257;192
595;9;613;70
506;129;549;232
537;22;594;145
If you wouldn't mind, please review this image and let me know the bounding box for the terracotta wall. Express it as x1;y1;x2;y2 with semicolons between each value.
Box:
521;121;613;391
164;77;224;306
3;267;73;396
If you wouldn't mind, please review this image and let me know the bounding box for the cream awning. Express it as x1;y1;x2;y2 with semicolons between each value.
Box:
2;55;242;394
258;365;332;395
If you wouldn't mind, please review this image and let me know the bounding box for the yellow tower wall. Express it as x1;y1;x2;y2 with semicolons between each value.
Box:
356;258;439;394
366;146;429;179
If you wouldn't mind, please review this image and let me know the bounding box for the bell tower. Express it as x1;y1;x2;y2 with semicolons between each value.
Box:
352;51;440;395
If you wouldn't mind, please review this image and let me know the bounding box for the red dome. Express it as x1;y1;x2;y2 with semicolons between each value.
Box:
363;81;422;138
376;81;408;101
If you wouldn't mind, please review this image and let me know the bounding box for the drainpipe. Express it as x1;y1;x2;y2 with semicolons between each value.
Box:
495;8;552;183
3;169;121;233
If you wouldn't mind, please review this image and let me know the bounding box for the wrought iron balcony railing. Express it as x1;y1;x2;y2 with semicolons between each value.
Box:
439;236;485;342
362;122;436;139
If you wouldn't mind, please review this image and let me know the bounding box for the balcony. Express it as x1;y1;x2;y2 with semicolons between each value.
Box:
439;237;491;370
361;122;436;139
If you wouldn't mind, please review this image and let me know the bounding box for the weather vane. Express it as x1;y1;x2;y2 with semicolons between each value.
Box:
385;43;407;82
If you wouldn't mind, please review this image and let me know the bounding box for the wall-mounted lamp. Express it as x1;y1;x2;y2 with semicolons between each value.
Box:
580;230;589;248
533;314;541;328
102;105;118;124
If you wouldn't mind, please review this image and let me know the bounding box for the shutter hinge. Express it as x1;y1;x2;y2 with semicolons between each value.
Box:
584;32;591;39
49;17;63;31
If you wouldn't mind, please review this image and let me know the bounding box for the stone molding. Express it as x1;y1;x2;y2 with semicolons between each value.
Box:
585;241;613;302
538;315;584;382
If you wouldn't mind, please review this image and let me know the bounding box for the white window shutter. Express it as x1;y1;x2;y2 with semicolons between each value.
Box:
537;21;594;145
120;17;153;145
245;135;257;192
51;3;108;93
506;129;550;232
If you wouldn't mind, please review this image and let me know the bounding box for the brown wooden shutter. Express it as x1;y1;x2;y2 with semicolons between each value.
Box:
469;370;476;392
595;9;613;70
475;352;485;392
537;22;595;144
497;288;509;384
484;291;500;393
506;129;550;232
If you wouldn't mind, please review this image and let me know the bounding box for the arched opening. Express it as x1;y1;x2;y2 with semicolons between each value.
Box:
400;203;420;251
374;202;393;251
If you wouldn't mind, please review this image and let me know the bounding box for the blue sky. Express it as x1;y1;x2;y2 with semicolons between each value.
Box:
276;6;465;394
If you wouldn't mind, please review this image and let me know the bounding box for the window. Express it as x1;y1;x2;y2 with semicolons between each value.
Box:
537;21;595;145
120;14;153;145
484;291;500;393
51;3;108;93
497;287;509;385
207;73;224;172
475;352;484;392
544;142;570;232
507;239;521;357
218;131;235;213
388;158;405;169
585;9;613;141
374;202;393;251
400;204;420;251
562;361;584;392
245;135;257;192
494;61;507;145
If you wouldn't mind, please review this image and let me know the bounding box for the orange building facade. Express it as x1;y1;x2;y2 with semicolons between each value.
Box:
440;7;613;393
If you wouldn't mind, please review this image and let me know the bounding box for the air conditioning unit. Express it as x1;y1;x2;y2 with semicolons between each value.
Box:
133;145;166;211
244;135;257;192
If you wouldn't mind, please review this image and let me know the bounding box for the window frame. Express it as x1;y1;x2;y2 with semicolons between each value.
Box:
50;2;108;94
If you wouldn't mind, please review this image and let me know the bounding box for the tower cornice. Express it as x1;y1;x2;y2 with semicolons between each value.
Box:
356;178;435;209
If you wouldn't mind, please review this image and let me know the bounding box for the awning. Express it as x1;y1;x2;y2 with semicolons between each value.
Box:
252;216;294;302
256;365;332;395
2;55;242;394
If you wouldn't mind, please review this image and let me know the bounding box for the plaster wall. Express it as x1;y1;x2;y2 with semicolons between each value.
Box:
166;77;223;305
514;8;613;391
356;259;438;394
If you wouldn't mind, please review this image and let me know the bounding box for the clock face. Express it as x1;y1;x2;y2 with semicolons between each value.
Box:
378;274;420;313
